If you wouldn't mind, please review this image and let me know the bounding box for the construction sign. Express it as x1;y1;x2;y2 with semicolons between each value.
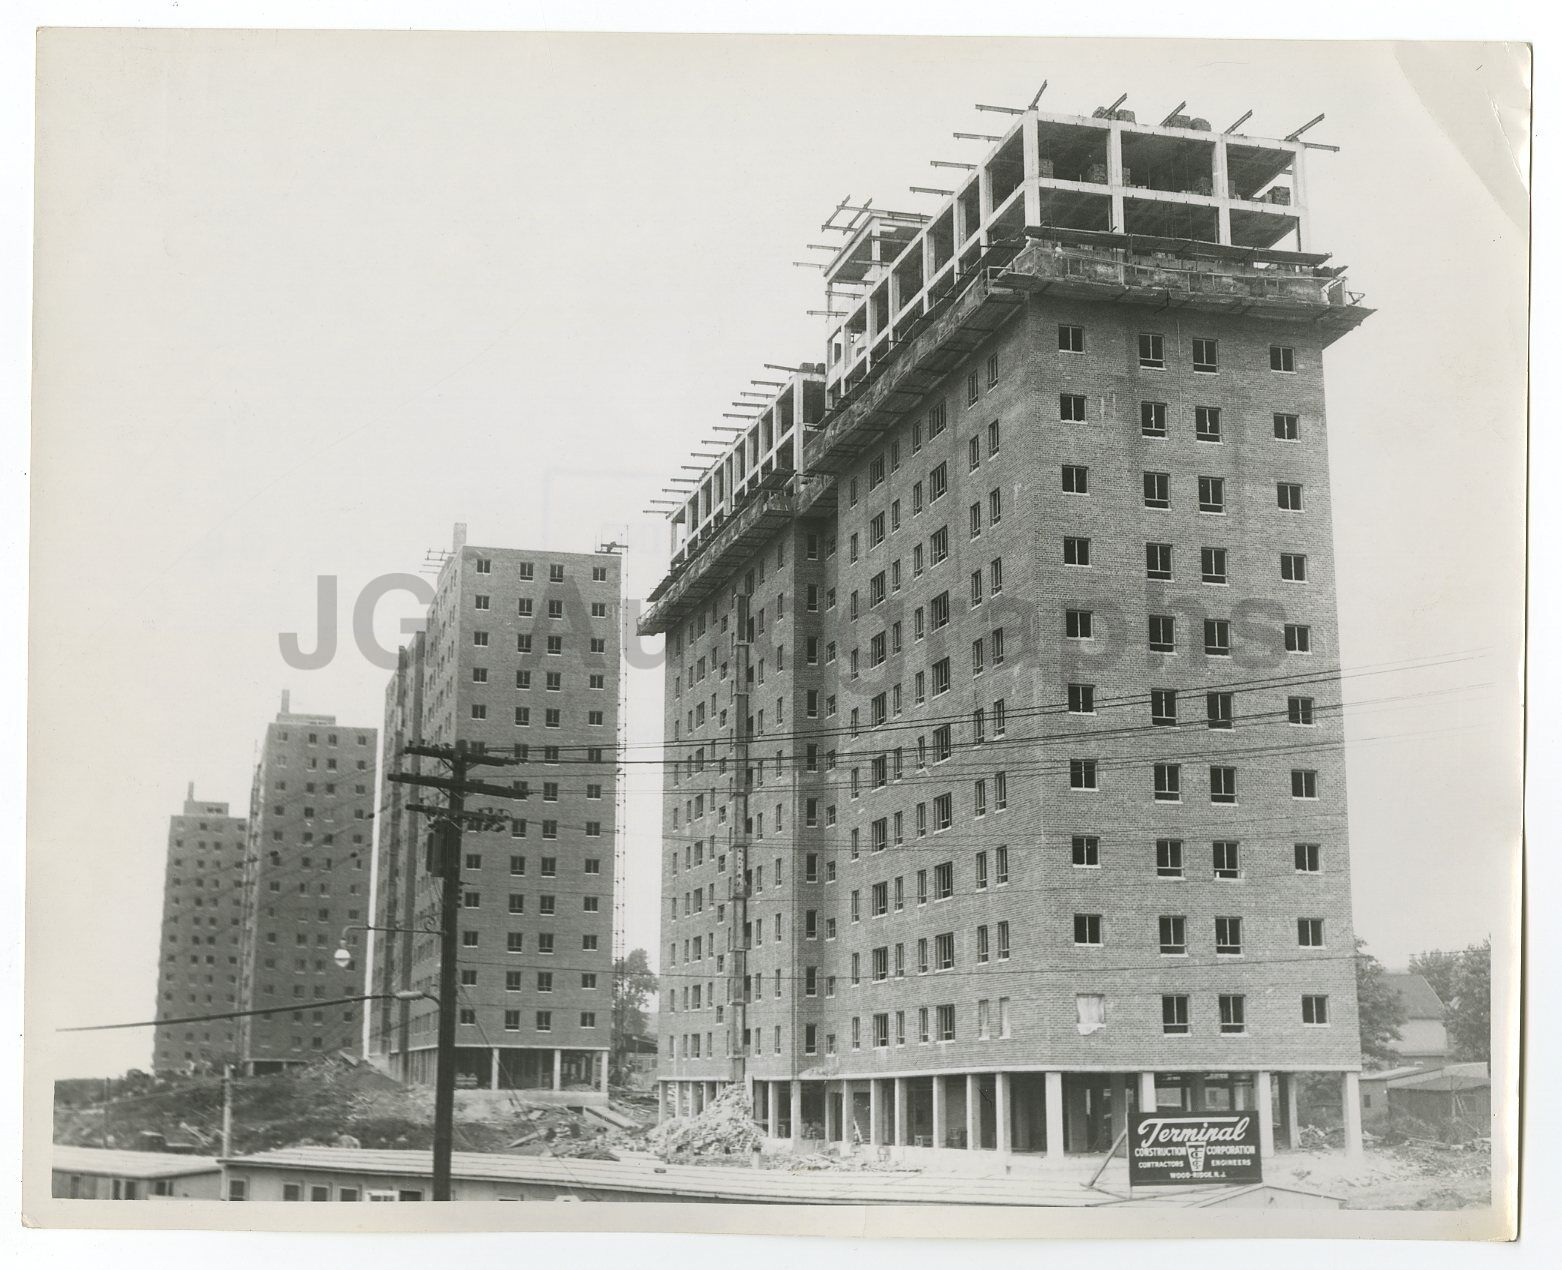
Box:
1128;1111;1263;1186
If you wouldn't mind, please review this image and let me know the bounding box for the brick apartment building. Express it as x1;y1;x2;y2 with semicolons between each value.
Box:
234;694;379;1073
151;785;248;1072
367;531;622;1100
640;100;1373;1161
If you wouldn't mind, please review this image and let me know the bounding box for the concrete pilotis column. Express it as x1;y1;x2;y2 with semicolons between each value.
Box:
841;1080;855;1143
1255;1070;1276;1158
1137;1071;1158;1113
1284;1074;1301;1149
965;1073;979;1150
1109;1074;1128;1142
995;1073;1012;1154
868;1078;882;1146
1342;1072;1364;1160
657;1082;668;1123
825;1083;839;1142
552;1048;562;1091
790;1079;803;1147
1045;1072;1065;1161
767;1080;781;1138
490;1047;500;1091
893;1077;909;1146
931;1075;947;1149
599;1052;609;1095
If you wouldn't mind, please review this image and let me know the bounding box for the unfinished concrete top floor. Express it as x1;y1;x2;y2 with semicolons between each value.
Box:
823;106;1319;397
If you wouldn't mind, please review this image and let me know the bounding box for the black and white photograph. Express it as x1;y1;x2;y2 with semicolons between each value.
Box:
10;5;1539;1254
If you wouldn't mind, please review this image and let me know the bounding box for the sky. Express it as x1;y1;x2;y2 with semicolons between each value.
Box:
25;32;1527;1080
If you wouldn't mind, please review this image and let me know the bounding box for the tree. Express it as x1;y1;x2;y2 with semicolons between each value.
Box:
1408;948;1462;1014
1355;938;1407;1067
611;949;658;1082
1448;939;1491;1063
1409;940;1492;1063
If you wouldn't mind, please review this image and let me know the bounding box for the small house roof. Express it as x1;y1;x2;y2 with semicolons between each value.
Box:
1384;973;1447;1019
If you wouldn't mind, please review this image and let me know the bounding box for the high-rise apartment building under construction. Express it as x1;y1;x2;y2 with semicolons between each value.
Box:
640;98;1373;1162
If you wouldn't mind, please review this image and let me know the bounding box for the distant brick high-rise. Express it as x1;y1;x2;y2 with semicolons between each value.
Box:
368;532;622;1101
152;785;247;1072
235;694;379;1073
641;101;1374;1161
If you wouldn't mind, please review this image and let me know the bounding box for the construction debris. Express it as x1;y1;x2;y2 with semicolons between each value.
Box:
646;1084;764;1159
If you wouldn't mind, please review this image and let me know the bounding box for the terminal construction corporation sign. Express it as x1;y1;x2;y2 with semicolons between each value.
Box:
1128;1112;1263;1186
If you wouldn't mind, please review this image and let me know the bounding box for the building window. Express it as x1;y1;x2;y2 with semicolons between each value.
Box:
1195;406;1222;443
1066;609;1094;640
1213;839;1240;879
1061;463;1089;495
1069;758;1098;791
1207;691;1234;730
1068;683;1096;715
1141;400;1167;436
1200;546;1228;585
1198;476;1225;513
1063;536;1091;567
1148;614;1175;652
1302;995;1329;1025
1076;994;1106;1033
1219;994;1246;1034
1156;838;1184;878
1153;762;1181;802
1274;412;1300;440
1159;915;1187;955
1285;623;1313;653
1295;842;1322;873
1292;768;1319;799
1281;552;1308;582
1146;541;1172;580
1162;994;1190;1035
1058;324;1084;353
1139;332;1165;368
1151;689;1177;727
1060;394;1087;422
1073;913;1103;946
1298;917;1325;947
1071;835;1100;868
1277;481;1304;510
1143;471;1170;508
1270;344;1296;372
1204;618;1231;657
1215;916;1243;955
1192;337;1218;373
1209;766;1237;804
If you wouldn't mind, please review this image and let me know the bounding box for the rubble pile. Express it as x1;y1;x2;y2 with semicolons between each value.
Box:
646;1084;765;1159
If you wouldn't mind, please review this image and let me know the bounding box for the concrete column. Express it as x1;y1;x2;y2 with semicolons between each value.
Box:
767;1080;781;1138
825;1083;839;1142
1138;1071;1158;1113
1342;1072;1364;1160
1212;138;1232;244
995;1073;1012;1154
1290;144;1310;251
1255;1070;1276;1159
869;1078;882;1146
1285;1073;1301;1149
552;1048;562;1092
790;1079;803;1148
490;1047;500;1091
931;1075;948;1149
657;1082;668;1123
966;1073;980;1150
599;1052;610;1095
1021;112;1042;225
894;1076;909;1146
1109;1074;1129;1143
1107;124;1126;233
1045;1072;1065;1161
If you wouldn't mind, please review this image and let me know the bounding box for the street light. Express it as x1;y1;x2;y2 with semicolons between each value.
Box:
334;922;440;971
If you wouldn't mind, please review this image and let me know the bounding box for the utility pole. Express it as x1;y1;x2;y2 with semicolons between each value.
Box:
221;1063;234;1157
387;740;519;1201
